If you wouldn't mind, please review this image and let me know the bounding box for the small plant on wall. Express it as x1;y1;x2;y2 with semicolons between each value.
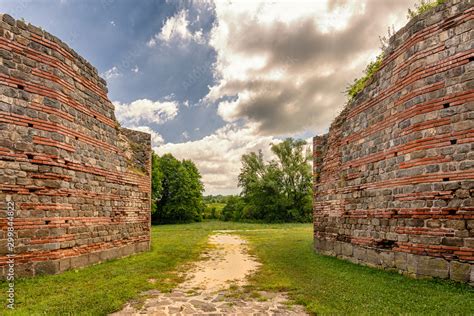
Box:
345;0;447;104
345;53;384;102
407;0;446;19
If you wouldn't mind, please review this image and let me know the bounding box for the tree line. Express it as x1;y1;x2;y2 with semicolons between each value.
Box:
151;138;312;224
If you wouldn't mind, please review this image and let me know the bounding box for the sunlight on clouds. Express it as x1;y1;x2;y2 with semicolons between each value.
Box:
147;0;417;194
147;10;204;47
205;0;416;136
216;99;240;122
113;99;178;126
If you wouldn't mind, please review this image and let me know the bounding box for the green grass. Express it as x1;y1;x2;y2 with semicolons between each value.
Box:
238;224;474;315
1;221;472;315
0;221;294;315
0;224;212;315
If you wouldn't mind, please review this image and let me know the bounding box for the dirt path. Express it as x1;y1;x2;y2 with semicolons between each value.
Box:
112;232;307;315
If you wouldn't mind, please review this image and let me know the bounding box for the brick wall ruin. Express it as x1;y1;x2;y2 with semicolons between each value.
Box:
0;14;152;277
313;0;473;283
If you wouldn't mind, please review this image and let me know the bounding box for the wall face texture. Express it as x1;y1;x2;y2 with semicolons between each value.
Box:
313;0;474;283
0;15;151;277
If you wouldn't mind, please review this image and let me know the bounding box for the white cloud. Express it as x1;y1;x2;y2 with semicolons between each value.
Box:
154;123;281;195
101;66;122;80
147;10;204;47
113;98;179;126
131;65;139;73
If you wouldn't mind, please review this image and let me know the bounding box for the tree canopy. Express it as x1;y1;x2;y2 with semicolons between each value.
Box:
225;138;312;222
151;153;204;224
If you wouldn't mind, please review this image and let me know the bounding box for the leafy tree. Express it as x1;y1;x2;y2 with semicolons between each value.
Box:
234;138;312;222
271;138;312;222
221;196;246;221
151;153;204;224
151;152;163;214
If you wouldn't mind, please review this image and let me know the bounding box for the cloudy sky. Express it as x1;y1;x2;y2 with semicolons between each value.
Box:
0;0;418;194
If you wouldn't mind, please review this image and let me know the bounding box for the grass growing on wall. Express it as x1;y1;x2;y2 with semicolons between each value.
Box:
345;53;384;102
407;0;447;19
345;0;447;103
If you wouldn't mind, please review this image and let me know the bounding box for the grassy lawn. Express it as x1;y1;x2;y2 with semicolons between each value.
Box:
1;221;473;315
0;223;213;315
239;224;474;314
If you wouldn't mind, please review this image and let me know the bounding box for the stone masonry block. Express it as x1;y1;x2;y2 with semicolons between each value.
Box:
416;256;449;279
121;244;136;257
70;254;89;270
136;241;150;253
341;242;353;257
449;261;471;282
380;251;395;269
35;260;59;276
354;247;367;262
59;258;71;273
394;252;407;271
366;249;382;267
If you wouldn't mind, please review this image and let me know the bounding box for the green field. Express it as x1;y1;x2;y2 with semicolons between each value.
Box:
1;221;473;315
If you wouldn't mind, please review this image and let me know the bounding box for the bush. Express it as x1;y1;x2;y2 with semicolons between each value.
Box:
221;196;246;221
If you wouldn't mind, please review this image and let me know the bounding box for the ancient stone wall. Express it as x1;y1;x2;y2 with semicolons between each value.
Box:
0;14;151;277
313;0;473;283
